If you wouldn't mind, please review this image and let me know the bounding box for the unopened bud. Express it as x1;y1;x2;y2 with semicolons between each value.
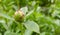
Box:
14;10;24;22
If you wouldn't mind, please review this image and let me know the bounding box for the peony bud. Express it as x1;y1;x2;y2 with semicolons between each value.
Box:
14;10;24;22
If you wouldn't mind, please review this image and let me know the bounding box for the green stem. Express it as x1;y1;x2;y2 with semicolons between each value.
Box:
19;23;24;35
16;0;20;9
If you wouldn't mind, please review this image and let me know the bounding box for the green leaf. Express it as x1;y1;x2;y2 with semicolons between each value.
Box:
0;20;5;23
25;10;34;17
0;33;2;35
20;6;28;15
0;13;14;20
4;31;20;35
24;29;32;35
0;20;8;30
24;20;40;33
40;32;45;35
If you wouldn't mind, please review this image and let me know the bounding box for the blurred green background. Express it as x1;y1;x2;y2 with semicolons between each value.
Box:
0;0;60;35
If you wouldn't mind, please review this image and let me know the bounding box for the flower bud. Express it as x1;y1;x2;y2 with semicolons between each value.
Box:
14;10;24;22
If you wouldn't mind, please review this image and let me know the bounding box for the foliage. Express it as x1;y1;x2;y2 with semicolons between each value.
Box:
0;0;60;35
